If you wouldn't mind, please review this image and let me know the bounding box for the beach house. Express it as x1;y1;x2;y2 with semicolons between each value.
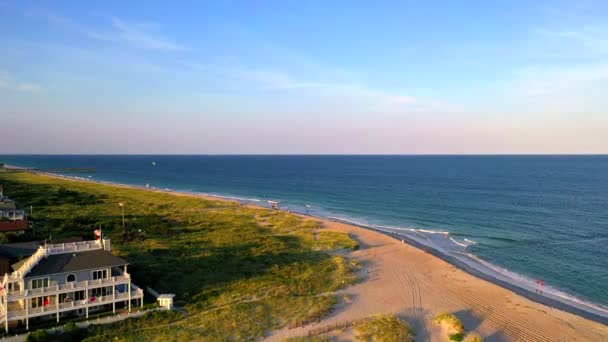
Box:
0;239;143;332
0;186;28;235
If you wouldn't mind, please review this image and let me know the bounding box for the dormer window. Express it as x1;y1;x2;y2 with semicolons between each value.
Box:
67;274;76;282
91;269;108;280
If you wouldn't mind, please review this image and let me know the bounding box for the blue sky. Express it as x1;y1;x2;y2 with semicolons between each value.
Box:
1;0;607;153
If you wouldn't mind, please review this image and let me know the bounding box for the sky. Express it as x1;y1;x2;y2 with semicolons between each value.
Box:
1;0;607;154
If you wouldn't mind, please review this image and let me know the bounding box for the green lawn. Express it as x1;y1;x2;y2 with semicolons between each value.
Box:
0;171;360;341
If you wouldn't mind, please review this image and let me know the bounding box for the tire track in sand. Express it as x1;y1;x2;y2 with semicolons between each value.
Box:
415;274;560;342
403;268;429;342
393;264;430;342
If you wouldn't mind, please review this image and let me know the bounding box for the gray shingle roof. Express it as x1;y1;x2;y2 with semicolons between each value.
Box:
0;242;40;259
24;250;128;277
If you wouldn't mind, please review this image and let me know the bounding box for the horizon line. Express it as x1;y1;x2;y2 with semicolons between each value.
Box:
1;153;608;157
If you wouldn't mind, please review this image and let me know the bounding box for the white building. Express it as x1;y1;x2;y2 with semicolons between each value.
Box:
1;210;25;221
0;239;143;332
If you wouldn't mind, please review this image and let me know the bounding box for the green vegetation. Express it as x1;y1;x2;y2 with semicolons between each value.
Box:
433;312;467;341
25;322;87;342
314;231;359;251
1;171;360;341
354;314;414;342
464;332;484;342
283;336;331;342
449;333;465;341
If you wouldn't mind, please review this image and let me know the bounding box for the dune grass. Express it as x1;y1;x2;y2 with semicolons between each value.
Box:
433;312;466;341
283;337;331;342
432;312;484;342
354;314;414;342
0;171;360;341
464;332;484;342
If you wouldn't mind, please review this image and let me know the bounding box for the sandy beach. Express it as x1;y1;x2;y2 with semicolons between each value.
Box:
24;171;608;341
267;218;608;341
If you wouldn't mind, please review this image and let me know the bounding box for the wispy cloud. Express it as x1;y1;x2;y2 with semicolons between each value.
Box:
0;70;8;88
513;65;605;97
108;17;185;51
501;26;608;99
0;71;42;92
16;83;42;92
183;62;426;112
537;27;608;54
26;8;185;51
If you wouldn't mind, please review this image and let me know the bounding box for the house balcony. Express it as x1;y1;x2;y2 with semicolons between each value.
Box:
5;287;144;320
6;275;133;301
1;210;25;221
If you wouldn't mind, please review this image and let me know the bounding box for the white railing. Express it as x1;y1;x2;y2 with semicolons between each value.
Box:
7;289;143;319
47;240;102;255
11;240;104;279
14;247;46;278
6;275;131;300
1;210;25;221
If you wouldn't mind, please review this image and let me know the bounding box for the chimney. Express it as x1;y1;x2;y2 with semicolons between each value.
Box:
103;239;111;252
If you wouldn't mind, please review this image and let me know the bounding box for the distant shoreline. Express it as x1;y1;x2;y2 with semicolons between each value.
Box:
5;167;603;327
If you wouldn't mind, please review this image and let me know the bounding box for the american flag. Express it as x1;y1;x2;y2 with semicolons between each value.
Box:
94;228;101;240
118;202;124;207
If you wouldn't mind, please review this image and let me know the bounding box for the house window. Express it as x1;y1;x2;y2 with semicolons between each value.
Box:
67;274;76;282
74;290;85;301
91;269;108;280
7;282;21;293
30;278;49;289
31;296;51;308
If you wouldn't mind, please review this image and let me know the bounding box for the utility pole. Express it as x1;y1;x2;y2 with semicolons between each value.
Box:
119;202;125;228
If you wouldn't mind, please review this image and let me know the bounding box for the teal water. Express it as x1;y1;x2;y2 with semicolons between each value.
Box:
1;155;607;313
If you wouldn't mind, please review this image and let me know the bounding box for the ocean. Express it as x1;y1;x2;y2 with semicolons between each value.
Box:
1;155;607;316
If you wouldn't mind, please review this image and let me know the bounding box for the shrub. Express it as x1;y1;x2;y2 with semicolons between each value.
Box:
355;314;414;342
433;312;465;334
26;329;49;342
464;332;484;342
449;332;465;341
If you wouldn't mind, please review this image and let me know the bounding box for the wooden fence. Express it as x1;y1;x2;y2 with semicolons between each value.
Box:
306;317;371;336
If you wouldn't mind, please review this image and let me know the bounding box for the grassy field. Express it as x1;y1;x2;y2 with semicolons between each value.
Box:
0;170;360;341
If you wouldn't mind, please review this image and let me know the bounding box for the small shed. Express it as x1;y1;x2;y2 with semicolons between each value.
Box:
157;294;175;310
